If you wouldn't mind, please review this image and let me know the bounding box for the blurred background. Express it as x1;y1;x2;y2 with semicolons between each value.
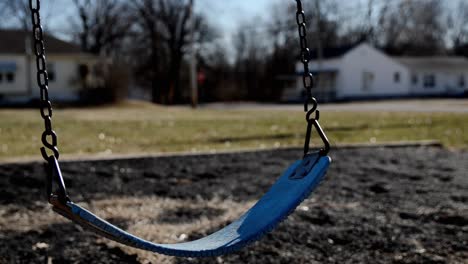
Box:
0;0;467;160
1;0;468;104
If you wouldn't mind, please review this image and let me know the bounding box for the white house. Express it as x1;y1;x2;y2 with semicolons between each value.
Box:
0;29;100;102
284;43;468;101
396;57;468;96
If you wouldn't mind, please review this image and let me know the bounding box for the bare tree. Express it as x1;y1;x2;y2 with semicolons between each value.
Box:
448;0;468;56
157;0;193;104
339;0;378;44
378;0;446;55
131;0;216;104
232;21;272;100
2;0;30;30
0;0;56;30
71;0;132;56
195;42;232;101
131;0;167;103
0;2;8;26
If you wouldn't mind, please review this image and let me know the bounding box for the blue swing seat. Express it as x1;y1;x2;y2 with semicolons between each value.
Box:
52;153;331;257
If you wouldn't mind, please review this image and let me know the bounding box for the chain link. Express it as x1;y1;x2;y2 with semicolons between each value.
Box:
295;0;330;156
29;0;60;161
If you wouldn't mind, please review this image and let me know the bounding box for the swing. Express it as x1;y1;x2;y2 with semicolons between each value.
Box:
29;0;331;257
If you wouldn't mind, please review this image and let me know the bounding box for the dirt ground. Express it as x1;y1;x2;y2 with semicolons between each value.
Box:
0;147;467;264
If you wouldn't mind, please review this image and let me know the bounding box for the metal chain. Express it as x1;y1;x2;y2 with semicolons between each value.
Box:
295;0;330;157
29;0;60;161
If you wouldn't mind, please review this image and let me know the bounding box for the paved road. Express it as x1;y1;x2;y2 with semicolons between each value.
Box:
202;99;468;113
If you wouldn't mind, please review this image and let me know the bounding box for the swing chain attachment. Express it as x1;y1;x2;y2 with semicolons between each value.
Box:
295;0;330;157
29;0;60;161
46;155;70;205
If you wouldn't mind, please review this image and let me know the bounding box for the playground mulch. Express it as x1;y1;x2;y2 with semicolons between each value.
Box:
0;147;467;263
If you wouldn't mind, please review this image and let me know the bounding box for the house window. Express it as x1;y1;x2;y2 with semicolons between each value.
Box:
78;64;89;79
411;74;418;85
459;75;465;88
423;74;436;88
47;63;56;82
362;71;374;91
6;72;15;83
394;72;400;83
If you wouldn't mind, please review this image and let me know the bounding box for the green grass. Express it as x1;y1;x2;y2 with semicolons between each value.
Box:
0;102;466;160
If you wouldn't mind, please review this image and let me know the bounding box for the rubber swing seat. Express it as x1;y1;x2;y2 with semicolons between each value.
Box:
52;153;331;257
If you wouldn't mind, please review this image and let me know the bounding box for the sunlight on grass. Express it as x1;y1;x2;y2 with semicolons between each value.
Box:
0;103;466;160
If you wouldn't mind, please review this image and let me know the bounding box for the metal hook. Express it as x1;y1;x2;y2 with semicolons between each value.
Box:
303;119;331;157
46;156;69;205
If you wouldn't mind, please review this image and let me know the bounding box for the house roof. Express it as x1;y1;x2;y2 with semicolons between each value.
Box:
394;56;468;71
308;42;362;60
0;29;82;55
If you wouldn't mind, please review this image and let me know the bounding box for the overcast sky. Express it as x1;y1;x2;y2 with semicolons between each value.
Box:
44;0;275;40
22;0;458;41
196;0;273;32
32;0;281;61
38;0;403;50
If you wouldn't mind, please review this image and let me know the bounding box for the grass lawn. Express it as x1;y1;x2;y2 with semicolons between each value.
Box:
0;101;466;160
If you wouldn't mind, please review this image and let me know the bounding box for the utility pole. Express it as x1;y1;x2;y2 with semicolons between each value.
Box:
188;0;198;108
25;33;33;97
314;0;324;101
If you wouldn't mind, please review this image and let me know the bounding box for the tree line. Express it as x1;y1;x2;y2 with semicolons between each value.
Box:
1;0;468;104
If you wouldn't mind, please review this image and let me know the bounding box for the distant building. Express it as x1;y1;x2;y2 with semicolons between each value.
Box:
0;29;101;102
283;42;468;102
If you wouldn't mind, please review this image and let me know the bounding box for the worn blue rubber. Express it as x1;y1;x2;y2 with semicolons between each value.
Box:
61;154;331;257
